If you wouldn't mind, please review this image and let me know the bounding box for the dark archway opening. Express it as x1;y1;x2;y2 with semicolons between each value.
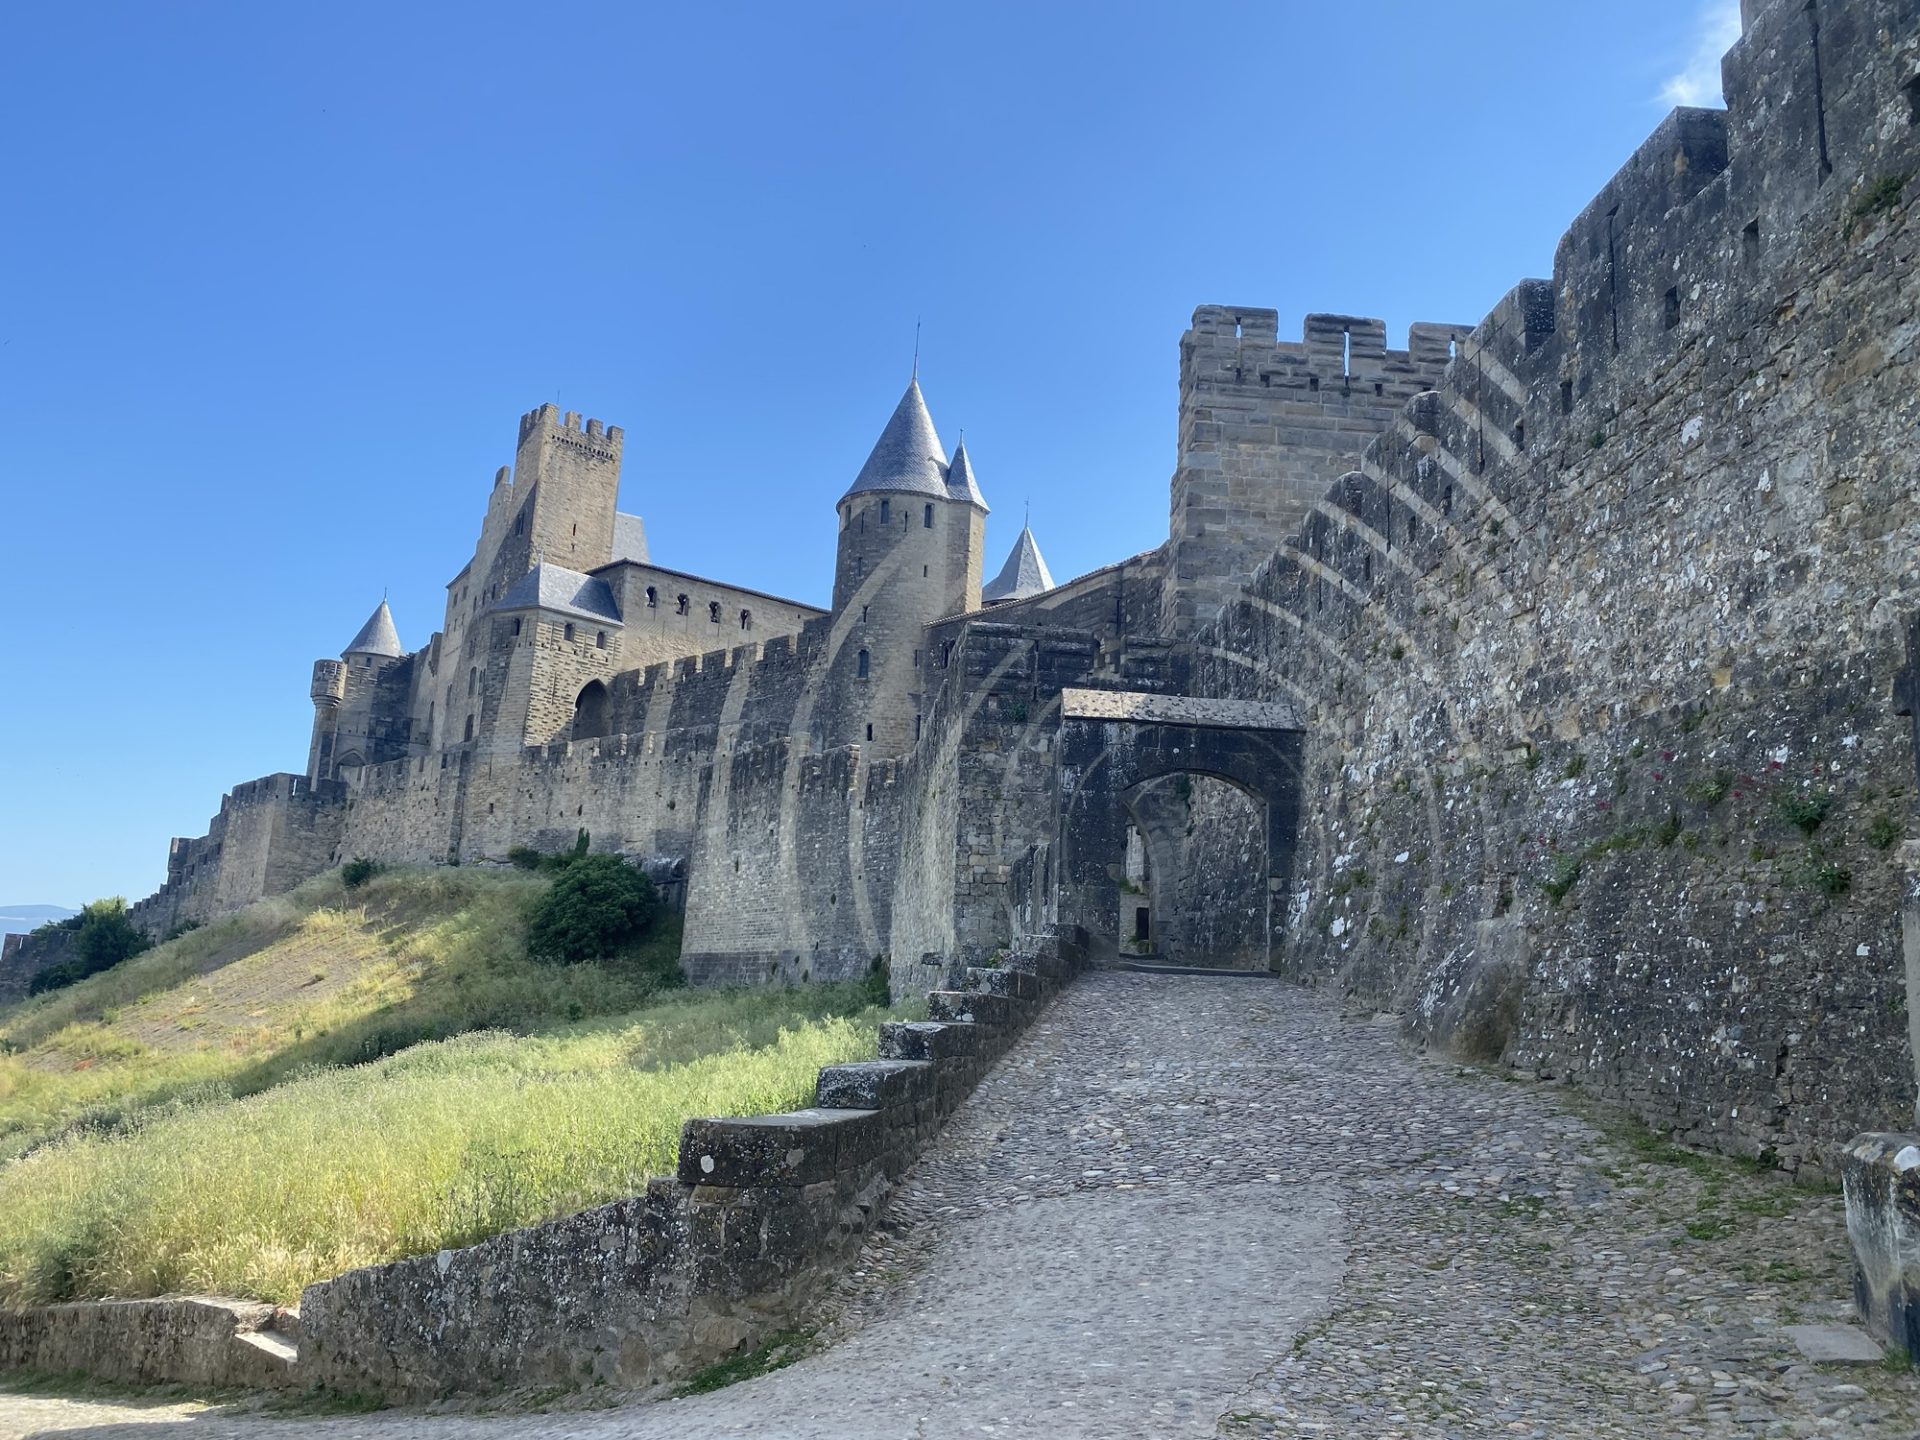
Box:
571;680;611;741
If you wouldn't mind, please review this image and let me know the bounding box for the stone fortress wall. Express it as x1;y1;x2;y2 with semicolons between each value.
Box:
1187;0;1920;1166
19;0;1919;1181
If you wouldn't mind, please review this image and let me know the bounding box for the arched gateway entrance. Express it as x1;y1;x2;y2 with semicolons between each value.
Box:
1054;689;1304;970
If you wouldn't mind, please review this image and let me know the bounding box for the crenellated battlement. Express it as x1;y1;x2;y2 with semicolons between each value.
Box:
517;402;624;448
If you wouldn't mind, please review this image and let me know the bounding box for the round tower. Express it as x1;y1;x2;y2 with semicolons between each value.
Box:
826;380;987;753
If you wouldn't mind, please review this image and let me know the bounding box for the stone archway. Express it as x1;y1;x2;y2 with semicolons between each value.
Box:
571;680;611;741
1054;689;1304;969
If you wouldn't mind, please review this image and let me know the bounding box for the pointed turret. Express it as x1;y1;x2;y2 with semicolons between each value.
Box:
343;599;403;659
841;380;949;500
981;526;1055;604
945;437;988;511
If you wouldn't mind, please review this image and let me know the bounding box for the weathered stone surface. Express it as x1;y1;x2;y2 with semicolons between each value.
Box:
1843;1132;1920;1360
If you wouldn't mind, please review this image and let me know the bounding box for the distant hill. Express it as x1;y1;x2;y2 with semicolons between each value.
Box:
0;905;77;937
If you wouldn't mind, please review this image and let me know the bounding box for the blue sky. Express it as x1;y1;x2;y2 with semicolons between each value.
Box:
0;0;1738;906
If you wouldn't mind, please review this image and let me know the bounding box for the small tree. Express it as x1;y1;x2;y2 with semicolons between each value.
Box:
526;854;659;965
28;898;151;995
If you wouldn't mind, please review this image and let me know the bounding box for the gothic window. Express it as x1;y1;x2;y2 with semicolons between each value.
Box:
676;594;690;615
709;600;721;623
740;609;752;631
857;649;870;679
596;631;607;649
646;586;657;608
511;618;521;636
923;504;934;528
879;499;890;525
564;623;575;642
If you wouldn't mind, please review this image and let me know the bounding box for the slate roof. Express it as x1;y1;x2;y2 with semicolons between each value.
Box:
946;437;989;510
491;564;624;625
842;380;951;501
981;526;1056;604
343;600;403;658
611;512;650;564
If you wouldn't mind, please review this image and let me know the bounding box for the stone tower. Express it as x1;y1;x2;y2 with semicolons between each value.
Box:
307;599;403;781
826;379;987;752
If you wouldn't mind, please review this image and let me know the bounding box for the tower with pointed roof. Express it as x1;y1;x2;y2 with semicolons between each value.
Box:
981;525;1055;605
826;379;987;753
308;599;409;781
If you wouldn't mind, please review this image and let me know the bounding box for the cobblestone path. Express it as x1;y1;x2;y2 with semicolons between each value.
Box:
7;972;1917;1439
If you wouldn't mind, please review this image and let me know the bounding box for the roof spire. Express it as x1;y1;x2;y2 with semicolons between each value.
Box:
945;433;988;510
981;525;1055;604
841;379;949;501
343;598;403;659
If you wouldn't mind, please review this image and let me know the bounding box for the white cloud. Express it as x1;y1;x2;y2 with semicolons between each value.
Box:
1660;0;1743;108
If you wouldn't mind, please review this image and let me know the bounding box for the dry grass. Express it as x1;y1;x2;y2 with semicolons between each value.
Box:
0;866;910;1304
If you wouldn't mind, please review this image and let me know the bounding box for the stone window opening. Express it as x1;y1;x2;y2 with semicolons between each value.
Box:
857;648;870;679
879;499;890;525
596;630;607;649
923;503;934;528
708;600;721;623
740;608;752;631
866;723;873;741
922;565;928;577
1560;379;1574;414
1742;218;1761;265
467;667;476;697
941;641;953;668
646;586;657;608
464;715;474;742
1512;419;1526;450
511;617;521;636
861;604;868;623
1663;286;1681;330
914;712;922;740
564;623;575;642
676;594;690;615
912;648;921;667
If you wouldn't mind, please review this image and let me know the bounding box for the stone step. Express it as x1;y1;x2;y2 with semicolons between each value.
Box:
816;1058;935;1110
879;1020;979;1062
233;1328;298;1366
968;967;1042;1000
927;990;1018;1025
679;1107;884;1188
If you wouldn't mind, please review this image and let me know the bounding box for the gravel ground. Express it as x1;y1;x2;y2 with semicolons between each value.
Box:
5;971;1916;1439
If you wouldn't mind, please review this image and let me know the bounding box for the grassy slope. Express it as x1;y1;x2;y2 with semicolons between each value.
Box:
0;867;904;1306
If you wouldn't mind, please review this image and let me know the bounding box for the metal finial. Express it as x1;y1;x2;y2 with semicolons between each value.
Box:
912;318;921;381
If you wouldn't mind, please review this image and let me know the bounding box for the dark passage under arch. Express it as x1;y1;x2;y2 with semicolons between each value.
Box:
572;680;611;741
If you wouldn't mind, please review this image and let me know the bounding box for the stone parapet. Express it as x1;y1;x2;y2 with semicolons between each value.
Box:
1843;1133;1920;1361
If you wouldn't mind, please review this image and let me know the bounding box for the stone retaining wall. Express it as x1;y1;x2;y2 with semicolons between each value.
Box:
0;927;1090;1401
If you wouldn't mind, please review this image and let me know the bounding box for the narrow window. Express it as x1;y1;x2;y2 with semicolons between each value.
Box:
1560;379;1574;414
923;503;934;528
922;565;928;577
879;499;891;524
941;641;952;668
511;617;521;636
866;723;873;741
914;713;922;740
861;604;868;623
912;649;921;667
857;649;870;679
853;556;862;579
740;608;752;630
708;600;721;623
676;593;689;615
464;715;474;742
1512;419;1526;450
1308;375;1319;392
564;622;575;642
596;630;607;649
1663;286;1681;330
467;667;476;696
1742;218;1761;265
646;586;657;608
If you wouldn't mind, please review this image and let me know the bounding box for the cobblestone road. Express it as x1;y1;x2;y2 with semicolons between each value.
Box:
7;972;1917;1439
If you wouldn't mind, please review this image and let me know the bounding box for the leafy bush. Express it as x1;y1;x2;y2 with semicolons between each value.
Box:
1778;788;1834;836
507;829;591;874
340;858;382;890
526;854;661;967
27;900;151;996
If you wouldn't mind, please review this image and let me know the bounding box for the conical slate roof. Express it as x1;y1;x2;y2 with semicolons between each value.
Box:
343;599;403;658
981;526;1055;604
945;437;988;510
842;380;950;501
